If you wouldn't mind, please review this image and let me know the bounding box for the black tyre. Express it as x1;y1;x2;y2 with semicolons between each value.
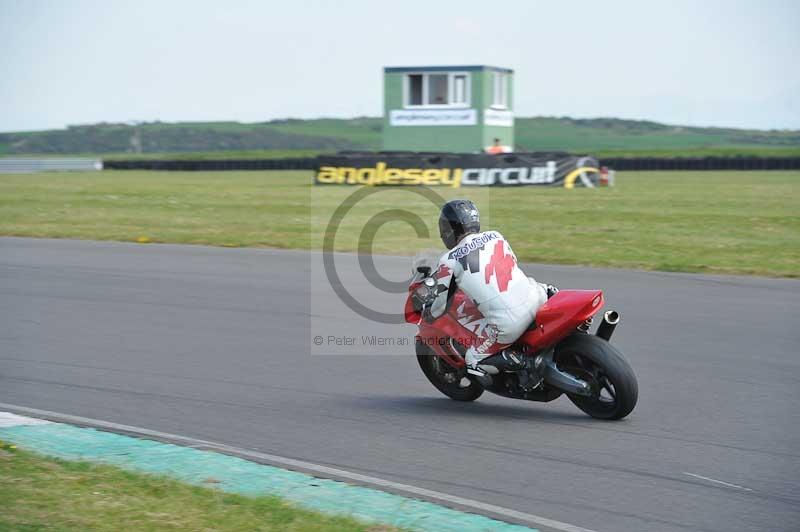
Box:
555;334;638;420
416;339;483;402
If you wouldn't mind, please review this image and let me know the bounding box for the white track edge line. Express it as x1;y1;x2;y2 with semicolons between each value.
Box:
682;472;753;491
0;402;598;532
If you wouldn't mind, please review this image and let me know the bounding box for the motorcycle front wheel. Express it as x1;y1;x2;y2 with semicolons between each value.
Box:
555;334;638;420
416;339;483;402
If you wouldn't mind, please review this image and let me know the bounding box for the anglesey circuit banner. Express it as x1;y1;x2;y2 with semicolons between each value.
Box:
314;152;601;188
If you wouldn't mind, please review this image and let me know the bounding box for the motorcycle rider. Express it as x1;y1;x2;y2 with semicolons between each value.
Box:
421;199;557;379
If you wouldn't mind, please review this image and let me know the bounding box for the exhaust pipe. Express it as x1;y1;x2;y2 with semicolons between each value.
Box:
596;310;620;341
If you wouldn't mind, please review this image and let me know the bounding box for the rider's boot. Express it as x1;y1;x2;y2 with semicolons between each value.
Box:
464;348;490;376
463;348;494;388
458;348;481;387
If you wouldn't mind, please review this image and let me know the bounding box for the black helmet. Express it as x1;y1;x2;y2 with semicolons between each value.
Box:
439;199;480;249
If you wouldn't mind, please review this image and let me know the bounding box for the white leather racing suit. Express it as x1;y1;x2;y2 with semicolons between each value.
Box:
429;231;548;366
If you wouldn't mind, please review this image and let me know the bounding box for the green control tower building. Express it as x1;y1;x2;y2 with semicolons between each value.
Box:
382;65;514;153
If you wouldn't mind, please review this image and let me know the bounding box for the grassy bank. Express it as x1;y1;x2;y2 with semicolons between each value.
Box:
2;116;798;158
0;444;386;531
0;170;797;277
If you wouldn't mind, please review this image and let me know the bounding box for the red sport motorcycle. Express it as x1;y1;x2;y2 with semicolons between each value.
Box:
405;264;638;420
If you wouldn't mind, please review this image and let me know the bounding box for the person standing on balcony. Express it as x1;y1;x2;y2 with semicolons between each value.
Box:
486;138;505;154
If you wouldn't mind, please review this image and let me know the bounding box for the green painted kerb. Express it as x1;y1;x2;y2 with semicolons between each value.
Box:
0;421;535;532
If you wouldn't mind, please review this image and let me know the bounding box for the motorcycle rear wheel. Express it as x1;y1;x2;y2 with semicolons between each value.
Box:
416;339;483;402
555;334;638;420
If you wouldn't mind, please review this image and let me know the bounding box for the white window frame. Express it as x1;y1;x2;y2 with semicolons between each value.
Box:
491;71;509;109
403;72;471;109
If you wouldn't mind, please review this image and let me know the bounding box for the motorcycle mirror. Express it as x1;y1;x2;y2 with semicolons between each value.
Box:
417;266;431;276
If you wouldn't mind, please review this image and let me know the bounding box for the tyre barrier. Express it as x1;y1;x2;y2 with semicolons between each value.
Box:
599;156;800;171
102;156;800;172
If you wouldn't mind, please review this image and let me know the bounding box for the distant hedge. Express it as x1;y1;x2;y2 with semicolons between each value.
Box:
0;124;359;154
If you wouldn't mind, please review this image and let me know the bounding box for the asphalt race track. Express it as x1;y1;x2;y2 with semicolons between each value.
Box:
2;237;799;532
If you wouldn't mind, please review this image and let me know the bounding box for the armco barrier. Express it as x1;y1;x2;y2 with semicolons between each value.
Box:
101;156;800;172
0;158;102;173
102;158;317;171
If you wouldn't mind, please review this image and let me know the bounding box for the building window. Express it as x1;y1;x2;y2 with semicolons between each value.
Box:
428;74;448;105
408;74;423;105
404;72;470;108
492;71;508;108
452;74;467;105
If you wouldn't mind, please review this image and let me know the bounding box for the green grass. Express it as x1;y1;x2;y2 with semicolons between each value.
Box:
0;445;388;531
0;170;797;277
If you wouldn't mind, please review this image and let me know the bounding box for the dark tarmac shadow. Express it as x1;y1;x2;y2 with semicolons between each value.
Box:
338;394;592;422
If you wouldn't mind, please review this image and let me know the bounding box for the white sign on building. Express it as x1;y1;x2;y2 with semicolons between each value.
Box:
484;109;514;127
389;109;478;127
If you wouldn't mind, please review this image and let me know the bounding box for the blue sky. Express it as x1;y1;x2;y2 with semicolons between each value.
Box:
1;0;798;132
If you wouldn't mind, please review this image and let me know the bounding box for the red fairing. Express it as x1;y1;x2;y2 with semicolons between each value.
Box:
519;290;604;351
417;318;469;369
406;282;604;366
404;282;423;324
405;284;481;369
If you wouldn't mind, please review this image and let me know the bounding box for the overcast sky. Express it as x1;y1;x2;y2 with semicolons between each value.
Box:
1;0;798;132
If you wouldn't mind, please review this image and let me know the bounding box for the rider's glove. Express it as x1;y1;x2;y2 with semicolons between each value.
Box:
411;280;438;312
545;284;559;299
